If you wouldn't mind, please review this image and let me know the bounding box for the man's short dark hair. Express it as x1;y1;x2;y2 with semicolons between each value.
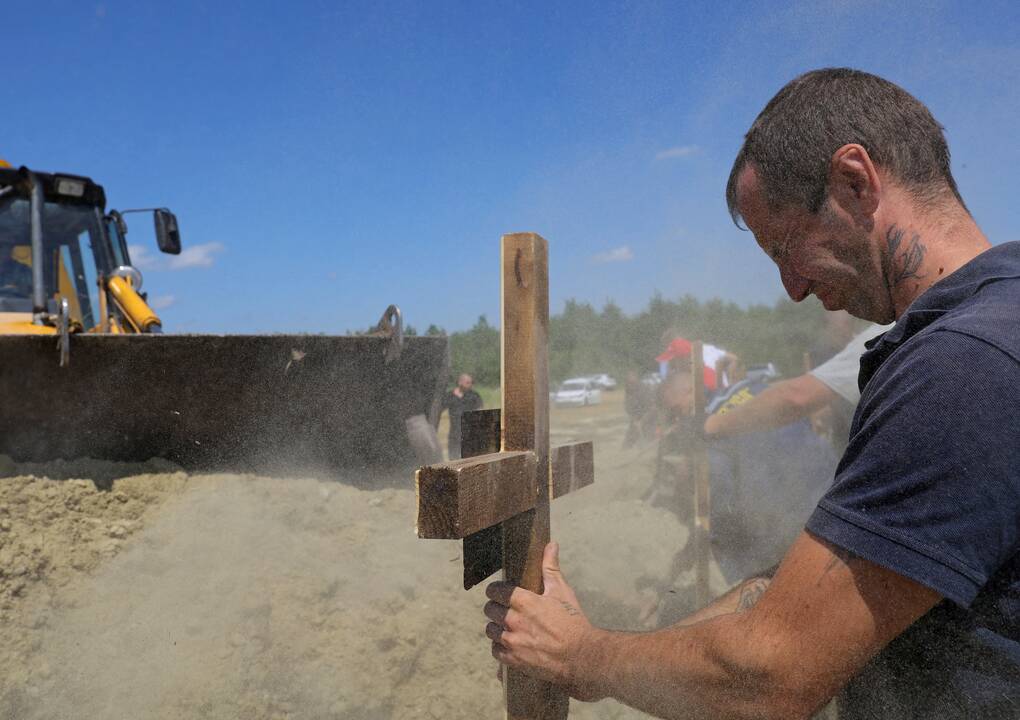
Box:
726;68;964;225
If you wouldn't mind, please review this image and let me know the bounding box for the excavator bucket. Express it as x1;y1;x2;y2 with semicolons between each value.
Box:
0;333;449;475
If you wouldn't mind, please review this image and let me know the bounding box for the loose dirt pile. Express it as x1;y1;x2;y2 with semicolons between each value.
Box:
0;398;703;719
0;456;189;701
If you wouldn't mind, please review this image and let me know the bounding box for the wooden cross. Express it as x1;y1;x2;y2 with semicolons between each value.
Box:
416;233;595;719
688;342;713;607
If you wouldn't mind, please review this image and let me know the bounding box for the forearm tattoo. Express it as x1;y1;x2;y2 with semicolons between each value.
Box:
886;225;927;286
736;578;771;611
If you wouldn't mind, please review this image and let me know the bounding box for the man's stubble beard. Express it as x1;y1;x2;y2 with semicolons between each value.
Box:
823;206;894;323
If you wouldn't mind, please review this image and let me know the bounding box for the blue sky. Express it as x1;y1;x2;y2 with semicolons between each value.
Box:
6;1;1018;333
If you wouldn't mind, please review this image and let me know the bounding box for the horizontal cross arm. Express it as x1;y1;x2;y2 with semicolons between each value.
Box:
416;450;538;539
457;441;594;590
549;441;594;500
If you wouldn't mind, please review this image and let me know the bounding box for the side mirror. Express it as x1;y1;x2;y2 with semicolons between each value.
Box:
154;209;181;255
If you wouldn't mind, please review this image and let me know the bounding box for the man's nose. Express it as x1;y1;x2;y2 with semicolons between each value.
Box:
779;265;812;302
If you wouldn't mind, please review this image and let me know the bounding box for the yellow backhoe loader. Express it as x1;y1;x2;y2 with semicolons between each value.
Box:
0;164;447;472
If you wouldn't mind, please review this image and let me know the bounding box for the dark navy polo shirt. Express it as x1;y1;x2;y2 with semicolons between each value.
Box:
806;241;1020;718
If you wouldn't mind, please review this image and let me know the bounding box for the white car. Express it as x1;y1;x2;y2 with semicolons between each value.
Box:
553;378;602;407
586;373;617;390
641;372;662;387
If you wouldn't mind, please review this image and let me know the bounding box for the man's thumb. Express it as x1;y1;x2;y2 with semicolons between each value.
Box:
542;541;564;591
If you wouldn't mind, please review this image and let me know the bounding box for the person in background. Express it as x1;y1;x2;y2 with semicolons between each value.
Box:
705;322;892;454
622;370;654;447
441;373;483;460
656;335;742;393
808;310;858;368
660;368;837;585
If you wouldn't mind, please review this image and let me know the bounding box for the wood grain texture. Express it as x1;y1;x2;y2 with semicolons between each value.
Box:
462;408;505;589
415;451;537;539
549;442;594;500
690;341;713;607
463;524;503;590
500;233;568;720
459;411;595;590
500;234;551;590
462;408;502;459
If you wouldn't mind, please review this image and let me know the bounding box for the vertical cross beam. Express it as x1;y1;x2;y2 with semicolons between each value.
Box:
500;233;569;719
690;341;712;607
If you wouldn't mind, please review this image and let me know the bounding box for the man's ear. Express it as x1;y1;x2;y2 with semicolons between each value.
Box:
828;144;881;220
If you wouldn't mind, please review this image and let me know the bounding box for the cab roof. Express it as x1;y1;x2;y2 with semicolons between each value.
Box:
0;166;106;210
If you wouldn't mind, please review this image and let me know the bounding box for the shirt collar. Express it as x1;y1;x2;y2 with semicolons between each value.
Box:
860;241;1020;386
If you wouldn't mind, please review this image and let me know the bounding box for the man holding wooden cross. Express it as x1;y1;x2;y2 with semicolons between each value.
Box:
483;69;1020;718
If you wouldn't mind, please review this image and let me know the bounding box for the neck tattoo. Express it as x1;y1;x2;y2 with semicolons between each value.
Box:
885;225;928;287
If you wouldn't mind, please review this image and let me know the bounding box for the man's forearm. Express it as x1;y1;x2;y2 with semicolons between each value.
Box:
580;611;799;720
575;575;795;720
490;537;936;720
704;374;835;438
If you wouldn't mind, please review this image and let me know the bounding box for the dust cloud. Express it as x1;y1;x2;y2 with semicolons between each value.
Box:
0;400;696;720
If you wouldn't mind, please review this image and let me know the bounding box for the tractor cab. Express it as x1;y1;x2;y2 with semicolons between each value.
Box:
0;165;180;335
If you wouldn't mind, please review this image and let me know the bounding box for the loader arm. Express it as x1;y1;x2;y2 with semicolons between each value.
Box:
106;274;162;333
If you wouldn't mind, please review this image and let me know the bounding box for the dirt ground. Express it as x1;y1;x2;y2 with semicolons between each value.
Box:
0;394;718;719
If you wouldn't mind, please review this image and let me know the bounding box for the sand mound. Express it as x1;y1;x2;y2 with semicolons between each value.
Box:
0;400;705;719
0;456;190;705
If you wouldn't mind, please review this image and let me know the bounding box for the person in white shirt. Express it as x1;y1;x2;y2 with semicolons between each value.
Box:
704;324;892;450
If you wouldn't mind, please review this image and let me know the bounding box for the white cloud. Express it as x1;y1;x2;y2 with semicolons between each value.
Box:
128;244;158;270
167;242;225;270
150;294;176;310
654;145;701;161
129;242;225;271
592;245;634;263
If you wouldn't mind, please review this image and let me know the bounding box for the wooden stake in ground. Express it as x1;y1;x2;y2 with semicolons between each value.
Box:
689;342;713;608
416;233;595;719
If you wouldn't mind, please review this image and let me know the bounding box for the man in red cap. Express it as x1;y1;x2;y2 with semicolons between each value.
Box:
656;335;739;392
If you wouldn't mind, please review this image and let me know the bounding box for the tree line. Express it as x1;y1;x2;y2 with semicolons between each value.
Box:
414;294;844;388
